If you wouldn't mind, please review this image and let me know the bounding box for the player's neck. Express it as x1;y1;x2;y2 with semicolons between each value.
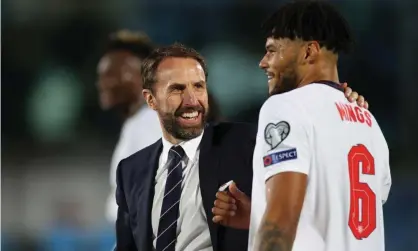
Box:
298;63;339;87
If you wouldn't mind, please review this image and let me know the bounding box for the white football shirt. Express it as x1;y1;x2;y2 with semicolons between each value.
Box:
106;106;162;222
249;83;391;251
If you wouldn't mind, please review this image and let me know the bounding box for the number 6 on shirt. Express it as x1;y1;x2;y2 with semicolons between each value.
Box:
347;144;376;240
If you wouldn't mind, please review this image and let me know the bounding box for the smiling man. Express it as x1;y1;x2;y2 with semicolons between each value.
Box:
114;43;257;251
249;1;391;251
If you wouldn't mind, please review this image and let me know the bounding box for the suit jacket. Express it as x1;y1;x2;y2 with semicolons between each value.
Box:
115;122;257;251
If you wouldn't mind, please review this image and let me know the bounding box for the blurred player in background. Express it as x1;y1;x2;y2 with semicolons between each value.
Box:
96;30;162;223
250;1;391;251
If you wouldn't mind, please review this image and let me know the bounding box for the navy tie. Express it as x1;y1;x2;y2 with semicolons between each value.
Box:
156;145;186;251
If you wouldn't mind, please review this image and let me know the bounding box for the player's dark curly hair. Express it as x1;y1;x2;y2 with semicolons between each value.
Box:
262;0;354;54
104;30;154;59
141;43;208;92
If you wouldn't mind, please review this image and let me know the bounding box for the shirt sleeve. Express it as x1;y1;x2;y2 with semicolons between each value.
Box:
256;96;312;182
381;162;391;205
381;138;391;204
129;108;161;151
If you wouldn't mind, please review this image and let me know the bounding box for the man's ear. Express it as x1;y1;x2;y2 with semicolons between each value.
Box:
142;89;157;110
303;41;321;64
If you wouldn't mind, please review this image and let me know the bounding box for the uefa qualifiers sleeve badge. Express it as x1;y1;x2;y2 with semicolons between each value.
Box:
264;121;290;150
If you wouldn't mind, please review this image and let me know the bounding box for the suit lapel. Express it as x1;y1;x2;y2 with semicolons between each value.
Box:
137;139;162;250
199;124;221;251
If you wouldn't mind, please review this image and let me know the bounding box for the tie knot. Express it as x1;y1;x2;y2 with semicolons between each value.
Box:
169;145;185;160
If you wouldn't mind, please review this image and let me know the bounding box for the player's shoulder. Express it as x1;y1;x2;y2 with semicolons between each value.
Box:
260;91;307;118
369;114;389;149
125;106;161;135
134;106;159;124
141;106;159;117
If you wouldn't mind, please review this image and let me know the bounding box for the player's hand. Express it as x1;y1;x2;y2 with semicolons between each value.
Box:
342;82;369;110
212;182;251;230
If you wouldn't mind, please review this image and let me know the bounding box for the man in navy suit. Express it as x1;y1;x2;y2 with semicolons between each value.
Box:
114;43;367;251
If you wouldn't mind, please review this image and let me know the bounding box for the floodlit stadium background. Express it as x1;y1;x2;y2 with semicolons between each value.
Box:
2;0;417;250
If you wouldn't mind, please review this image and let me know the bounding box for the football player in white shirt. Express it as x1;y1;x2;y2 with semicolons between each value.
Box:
96;30;162;223
249;1;391;251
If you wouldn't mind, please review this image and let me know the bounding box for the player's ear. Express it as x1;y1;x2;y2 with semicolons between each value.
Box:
143;89;157;110
304;41;321;64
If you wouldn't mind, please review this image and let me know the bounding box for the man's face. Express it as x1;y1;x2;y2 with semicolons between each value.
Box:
147;57;209;140
96;51;142;112
259;37;301;96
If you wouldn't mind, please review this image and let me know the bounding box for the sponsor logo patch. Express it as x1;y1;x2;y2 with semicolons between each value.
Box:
263;148;297;167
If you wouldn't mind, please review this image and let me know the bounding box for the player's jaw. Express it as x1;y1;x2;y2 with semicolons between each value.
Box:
265;70;284;96
266;65;299;96
266;71;276;85
265;71;278;94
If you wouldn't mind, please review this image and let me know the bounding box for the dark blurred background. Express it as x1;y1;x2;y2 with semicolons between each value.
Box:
2;0;418;250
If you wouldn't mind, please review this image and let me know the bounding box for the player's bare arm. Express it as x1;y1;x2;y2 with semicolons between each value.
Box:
254;172;308;251
252;95;311;251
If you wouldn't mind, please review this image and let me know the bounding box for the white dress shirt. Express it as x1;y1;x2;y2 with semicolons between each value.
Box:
106;106;162;222
152;132;213;251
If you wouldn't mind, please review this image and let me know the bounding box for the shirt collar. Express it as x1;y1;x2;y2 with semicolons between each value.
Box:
161;130;204;164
